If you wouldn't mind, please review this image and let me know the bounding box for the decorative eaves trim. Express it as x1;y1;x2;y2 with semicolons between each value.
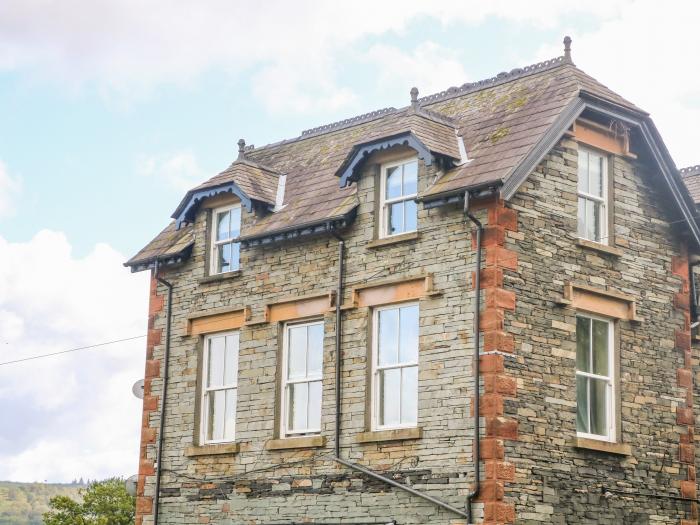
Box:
501;92;700;250
578;92;700;249
337;132;434;188
126;244;194;273
240;208;357;248
173;183;253;229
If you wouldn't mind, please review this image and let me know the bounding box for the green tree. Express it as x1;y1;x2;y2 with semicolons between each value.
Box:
43;478;134;525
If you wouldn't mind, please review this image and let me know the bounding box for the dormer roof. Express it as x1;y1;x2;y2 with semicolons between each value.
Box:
334;104;464;187
172;157;281;228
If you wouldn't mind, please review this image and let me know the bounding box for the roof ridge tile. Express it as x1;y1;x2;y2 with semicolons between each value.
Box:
300;107;397;138
419;56;567;106
680;165;700;177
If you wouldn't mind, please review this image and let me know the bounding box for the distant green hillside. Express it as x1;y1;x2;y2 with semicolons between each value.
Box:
0;481;84;525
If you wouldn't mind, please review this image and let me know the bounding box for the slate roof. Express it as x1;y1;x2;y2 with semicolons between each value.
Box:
681;165;700;204
191;159;279;204
126;52;654;270
127;222;194;271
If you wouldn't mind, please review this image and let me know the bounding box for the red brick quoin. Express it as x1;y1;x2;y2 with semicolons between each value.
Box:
471;197;518;524
672;250;698;525
136;273;164;525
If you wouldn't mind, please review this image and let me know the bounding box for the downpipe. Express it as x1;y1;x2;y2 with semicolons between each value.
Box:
329;230;470;520
152;259;173;525
464;191;483;523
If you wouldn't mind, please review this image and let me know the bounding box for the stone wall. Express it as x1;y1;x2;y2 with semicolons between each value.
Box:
137;152;481;525
501;136;697;524
135;136;699;524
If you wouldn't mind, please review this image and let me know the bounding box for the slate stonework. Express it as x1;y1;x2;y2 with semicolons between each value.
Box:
137;156;479;525
501;137;698;524
135;137;698;524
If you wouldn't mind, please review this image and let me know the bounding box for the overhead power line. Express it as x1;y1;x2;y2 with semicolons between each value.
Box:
0;335;147;366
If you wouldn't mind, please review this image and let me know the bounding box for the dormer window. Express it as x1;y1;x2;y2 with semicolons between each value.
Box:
211;204;241;274
379;158;418;238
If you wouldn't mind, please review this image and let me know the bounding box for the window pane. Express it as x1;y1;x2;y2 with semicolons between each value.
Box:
379;368;401;427
230;242;240;272
589;154;603;197
288;326;307;380
378;308;399;366
402;161;418;195
578;150;589;193
217;243;231;273
576;317;590;373
224;334;239;386
586;199;598;242
403;200;417;233
592;320;609;376
289;382;309;431
576;375;589;434
389;202;404;234
229;207;241;238
577;198;586;238
216;210;230;241
590;378;608;436
400;366;418;425
307;380;322;431
224;388;236;440
399;305;419;363
208;390;226;441
386;166;402;199
307;323;323;377
208;336;225;387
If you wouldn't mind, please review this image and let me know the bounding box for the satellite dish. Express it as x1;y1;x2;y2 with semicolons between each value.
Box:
132;379;145;399
125;474;138;497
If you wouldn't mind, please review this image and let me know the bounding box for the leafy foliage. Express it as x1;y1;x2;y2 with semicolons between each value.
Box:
43;478;134;525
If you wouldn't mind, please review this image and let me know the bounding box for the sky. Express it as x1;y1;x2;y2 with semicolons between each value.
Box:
0;0;699;483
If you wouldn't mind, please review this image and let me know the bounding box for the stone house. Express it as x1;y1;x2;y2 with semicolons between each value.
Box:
126;38;700;524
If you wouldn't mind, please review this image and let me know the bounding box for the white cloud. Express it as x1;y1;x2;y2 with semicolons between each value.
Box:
0;231;149;481
364;41;469;98
0;160;22;217
0;0;631;114
532;0;700;167
138;151;209;192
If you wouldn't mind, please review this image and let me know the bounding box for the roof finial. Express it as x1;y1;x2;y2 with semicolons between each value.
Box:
237;138;246;160
410;87;419;109
563;36;572;63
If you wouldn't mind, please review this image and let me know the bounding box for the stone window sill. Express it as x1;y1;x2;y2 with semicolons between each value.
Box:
198;270;242;285
576;238;623;257
185;442;240;457
356;427;423;444
574;437;631;456
265;435;326;450
367;231;420;249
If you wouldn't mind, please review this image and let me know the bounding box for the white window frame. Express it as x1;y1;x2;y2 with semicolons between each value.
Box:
280;319;324;437
378;157;418;238
371;302;419;431
575;314;616;442
577;147;609;245
200;331;239;445
210;203;242;275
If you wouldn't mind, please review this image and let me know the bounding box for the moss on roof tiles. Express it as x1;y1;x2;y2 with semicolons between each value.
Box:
128;57;647;267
